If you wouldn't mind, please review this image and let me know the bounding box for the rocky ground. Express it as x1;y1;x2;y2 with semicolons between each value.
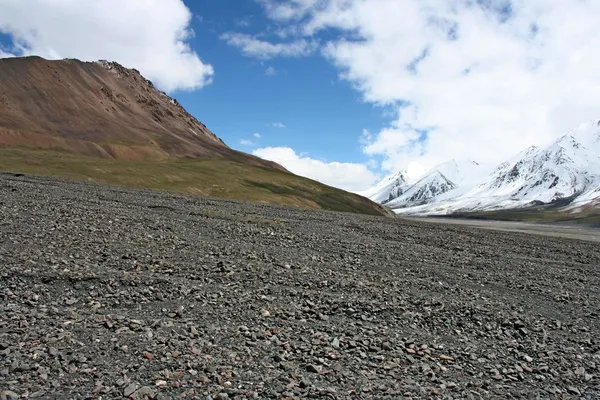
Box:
1;173;599;399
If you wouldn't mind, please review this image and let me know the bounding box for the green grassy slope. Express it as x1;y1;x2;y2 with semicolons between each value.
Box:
0;148;392;216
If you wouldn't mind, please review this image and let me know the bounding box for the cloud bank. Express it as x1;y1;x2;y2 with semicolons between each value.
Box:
253;147;378;192
250;0;600;174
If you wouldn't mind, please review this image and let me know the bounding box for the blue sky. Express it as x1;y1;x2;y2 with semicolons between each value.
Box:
1;0;599;192
175;0;388;162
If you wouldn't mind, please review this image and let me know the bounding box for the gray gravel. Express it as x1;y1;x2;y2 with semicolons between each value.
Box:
1;172;599;399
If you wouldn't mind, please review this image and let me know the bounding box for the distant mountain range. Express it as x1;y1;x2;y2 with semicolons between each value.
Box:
362;120;600;217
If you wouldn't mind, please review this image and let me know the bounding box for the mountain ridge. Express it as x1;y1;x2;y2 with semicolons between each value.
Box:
364;119;600;217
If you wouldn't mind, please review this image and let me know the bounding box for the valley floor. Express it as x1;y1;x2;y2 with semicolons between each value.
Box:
1;173;599;399
404;217;600;243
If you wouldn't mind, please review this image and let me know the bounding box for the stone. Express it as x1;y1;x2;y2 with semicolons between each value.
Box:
331;338;340;348
123;383;139;397
306;364;320;373
567;387;581;396
1;391;20;400
134;387;156;399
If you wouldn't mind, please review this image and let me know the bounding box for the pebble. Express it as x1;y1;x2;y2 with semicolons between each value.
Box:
306;364;320;373
1;391;20;400
567;386;581;395
123;383;139;397
134;387;156;399
331;338;340;348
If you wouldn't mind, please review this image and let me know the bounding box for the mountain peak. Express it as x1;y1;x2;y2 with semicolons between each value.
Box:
386;169;457;209
360;169;411;204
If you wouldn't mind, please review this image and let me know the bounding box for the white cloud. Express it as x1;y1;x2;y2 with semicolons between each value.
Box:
220;32;318;59
255;0;600;173
236;15;253;27
240;139;254;146
271;122;286;128
253;132;262;138
265;66;277;75
258;0;321;22
253;146;378;192
0;0;213;92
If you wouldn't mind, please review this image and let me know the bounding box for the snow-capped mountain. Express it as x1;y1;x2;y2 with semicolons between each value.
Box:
359;170;412;204
365;159;486;208
364;119;600;215
476;135;597;203
385;170;456;208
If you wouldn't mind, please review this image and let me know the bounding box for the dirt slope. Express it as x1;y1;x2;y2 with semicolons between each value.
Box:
0;56;280;169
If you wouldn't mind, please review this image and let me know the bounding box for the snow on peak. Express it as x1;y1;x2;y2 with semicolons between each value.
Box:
565;119;600;147
359;169;411;204
386;170;457;209
427;159;484;187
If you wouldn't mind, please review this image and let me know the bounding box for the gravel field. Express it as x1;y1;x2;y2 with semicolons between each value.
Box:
1;173;599;399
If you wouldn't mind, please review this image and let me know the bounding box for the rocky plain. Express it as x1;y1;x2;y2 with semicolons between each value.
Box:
1;172;599;399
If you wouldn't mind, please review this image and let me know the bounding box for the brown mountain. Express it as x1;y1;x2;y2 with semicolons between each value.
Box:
0;56;391;216
0;56;281;168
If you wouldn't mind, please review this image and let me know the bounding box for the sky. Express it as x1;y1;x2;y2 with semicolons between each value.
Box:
1;0;599;193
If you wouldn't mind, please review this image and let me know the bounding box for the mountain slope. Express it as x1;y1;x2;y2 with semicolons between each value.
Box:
0;56;389;216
